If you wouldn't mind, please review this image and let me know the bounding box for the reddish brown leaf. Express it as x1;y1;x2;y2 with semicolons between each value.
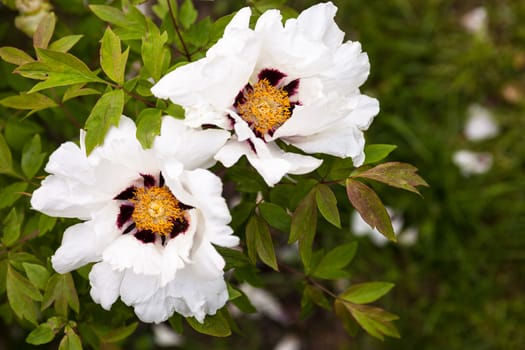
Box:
355;162;429;195
345;179;396;242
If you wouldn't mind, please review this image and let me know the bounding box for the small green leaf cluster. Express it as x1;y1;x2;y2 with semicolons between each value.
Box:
0;0;429;346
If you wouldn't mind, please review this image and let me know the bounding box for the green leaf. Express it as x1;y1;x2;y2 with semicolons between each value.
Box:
0;46;34;65
22;134;46;179
0;260;7;295
346;179;396;242
346;303;400;340
3;208;22;247
168;314;184;334
100;27;128;85
136;108;162;149
315;184;341;228
14;61;50;80
226;165;266;193
334;299;358;336
49;35;84;53
258;202;291;233
340;282;395;304
289;189;317;243
59;325;83;350
89;5;128;27
312;242;358;280
23;263;50;290
303;284;331;310
42;273;80;316
245;216;278;271
7;264;43;301
220;308;240;334
6;264;41;324
363;144;397;165
227;283;256;313
230;201;255;231
84;89;125;154
209;14;233;44
89;5;147;41
98;322;138;343
62;84;100;102
186;311;231;337
26;323;55;345
8;252;42;270
186;17;212;47
0;132;13;174
26;317;66;346
0;92;58;112
19;49;103;92
38;214;57;236
179;0;197;29
33;12;56;49
0;182;28;209
215;246;250;270
142;19;170;82
355;162;429;195
290;189;318;270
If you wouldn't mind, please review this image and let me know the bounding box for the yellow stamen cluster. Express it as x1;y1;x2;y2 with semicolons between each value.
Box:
237;79;291;135
131;186;184;236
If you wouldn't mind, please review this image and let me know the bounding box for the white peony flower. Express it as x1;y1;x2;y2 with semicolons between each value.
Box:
452;149;493;176
464;104;499;141
31;116;239;323
151;2;378;186
152;323;184;347
274;334;301;350
461;7;488;35
238;283;288;324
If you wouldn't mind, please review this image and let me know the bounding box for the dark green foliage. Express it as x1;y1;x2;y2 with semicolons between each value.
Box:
2;0;519;349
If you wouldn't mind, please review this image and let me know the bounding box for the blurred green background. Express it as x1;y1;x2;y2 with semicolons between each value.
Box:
1;0;524;349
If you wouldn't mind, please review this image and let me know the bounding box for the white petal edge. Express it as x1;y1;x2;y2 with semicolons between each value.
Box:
89;261;124;310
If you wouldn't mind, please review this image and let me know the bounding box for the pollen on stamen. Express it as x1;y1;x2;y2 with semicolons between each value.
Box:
237;78;292;136
131;186;185;237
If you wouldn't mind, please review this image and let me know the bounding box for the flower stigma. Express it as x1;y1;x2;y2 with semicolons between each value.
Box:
131;186;185;236
237;78;291;136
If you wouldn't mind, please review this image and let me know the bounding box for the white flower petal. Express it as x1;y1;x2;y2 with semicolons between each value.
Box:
165;264;229;323
133;288;174;324
464;104;499;141
52;203;120;273
152;324;184;347
89;261;124;310
461;7;487;34
292;2;344;49
178;169;232;228
320;41;371;92
217;137;321;186
102;235;164;276
154;117;230;170
214;139;249;168
87;116;160;193
51;222;99;273
160;210;198;285
31;175;105;219
240;283;287;324
151;8;259;118
274;334;301;350
120;270;160;305
452;149;493;176
44;141;93;181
